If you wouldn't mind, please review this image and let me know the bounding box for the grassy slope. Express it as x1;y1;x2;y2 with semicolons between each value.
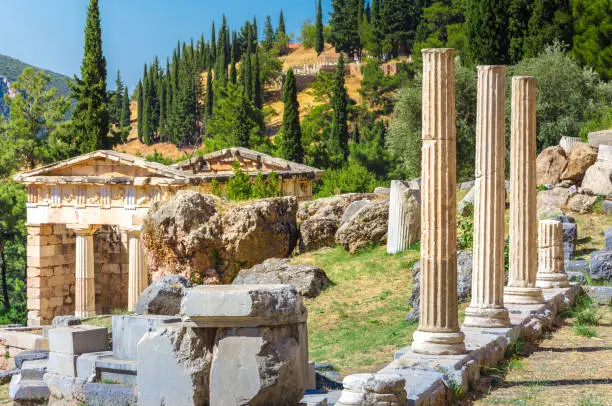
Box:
0;54;71;96
292;245;420;375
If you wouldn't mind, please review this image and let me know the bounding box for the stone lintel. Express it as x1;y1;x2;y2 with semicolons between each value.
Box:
66;224;100;235
181;284;307;327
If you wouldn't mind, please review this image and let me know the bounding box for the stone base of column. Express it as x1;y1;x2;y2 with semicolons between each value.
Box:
535;273;570;289
411;330;466;355
503;286;545;305
463;306;511;328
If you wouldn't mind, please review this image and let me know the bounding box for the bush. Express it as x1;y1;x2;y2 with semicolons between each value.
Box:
145;149;173;165
314;162;382;198
224;162;281;201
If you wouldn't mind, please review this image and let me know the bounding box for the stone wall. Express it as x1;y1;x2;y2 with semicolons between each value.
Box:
94;226;129;314
27;224;76;326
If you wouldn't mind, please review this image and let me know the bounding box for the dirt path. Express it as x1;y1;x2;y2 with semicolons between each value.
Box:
472;304;612;406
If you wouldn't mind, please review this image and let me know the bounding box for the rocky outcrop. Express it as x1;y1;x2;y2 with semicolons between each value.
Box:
561;143;597;181
298;193;385;253
567;193;598;214
536;146;567;185
232;258;329;298
335;199;390;254
537;187;569;209
143;191;298;283
582;161;612;196
134;275;190;315
590;250;612;281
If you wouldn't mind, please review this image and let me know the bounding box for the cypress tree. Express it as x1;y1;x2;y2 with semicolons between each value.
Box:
142;75;151;145
234;94;251;148
263;15;275;51
352;123;360;143
240;50;253;102
253;51;262;109
205;68;214;122
231;31;239;65
120;87;130;130
70;0;110;153
230;37;238;84
328;53;349;167
111;70;124;125
210;21;217;64
466;0;510;64
159;78;167;140
252;16;258;46
280;69;303;163
137;80;143;142
277;10;286;37
315;0;325;55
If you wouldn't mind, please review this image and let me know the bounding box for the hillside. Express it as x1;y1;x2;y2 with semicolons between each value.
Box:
0;54;72;96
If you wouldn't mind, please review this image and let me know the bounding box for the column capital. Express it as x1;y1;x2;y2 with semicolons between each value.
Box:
121;225;143;237
67;224;100;236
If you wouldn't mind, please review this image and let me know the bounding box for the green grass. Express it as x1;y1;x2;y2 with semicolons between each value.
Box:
573;324;598;338
292;244;421;375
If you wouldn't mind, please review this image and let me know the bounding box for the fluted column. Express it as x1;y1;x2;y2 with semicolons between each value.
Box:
412;48;466;355
504;77;545;304
387;180;420;254
464;66;510;328
125;226;148;311
69;225;99;318
536;220;569;288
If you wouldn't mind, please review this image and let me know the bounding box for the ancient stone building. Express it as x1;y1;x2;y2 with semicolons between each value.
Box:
15;148;322;326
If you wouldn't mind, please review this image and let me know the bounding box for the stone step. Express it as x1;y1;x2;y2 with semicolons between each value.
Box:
96;357;137;386
301;389;342;406
19;359;47;381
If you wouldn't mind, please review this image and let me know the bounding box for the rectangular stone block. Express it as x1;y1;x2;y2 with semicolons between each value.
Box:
76;351;113;380
47;351;79;377
182;285;307;327
112;315;180;361
49;325;108;355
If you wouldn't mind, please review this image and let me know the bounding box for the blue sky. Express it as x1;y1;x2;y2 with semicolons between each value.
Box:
0;0;331;91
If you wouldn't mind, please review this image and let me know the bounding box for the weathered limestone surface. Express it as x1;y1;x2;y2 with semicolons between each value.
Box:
505;76;545;305
182;284;307;327
335;199;390;254
411;48;466;355
335;373;407;406
464;66;510;328
134;274;190;316
559;136;581;154
587;129;612;147
536;220;570;288
581;161;612;196
560;142;597;181
210;323;309;406
535;146;567;185
386;180;421;254
112;314;180;361
233;258;329;298
137;324;215;406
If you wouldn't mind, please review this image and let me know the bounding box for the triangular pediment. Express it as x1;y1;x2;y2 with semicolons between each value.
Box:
14;150;189;181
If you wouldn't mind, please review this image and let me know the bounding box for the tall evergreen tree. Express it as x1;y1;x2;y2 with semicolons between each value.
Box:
141;74;151;145
234;94;251;148
252;16;258;46
120;87;130;129
263;15;275;51
352;123;361;144
524;0;573;58
137;80;143;142
70;0;110;153
507;0;531;63
280;69;303;163
277;10;286;37
329;0;361;58
210;21;217;64
328;53;349;167
253;51;263;109
315;0;325;55
158;78;167;140
205;68;214;124
466;0;510;64
240;50;253;101
111;70;124;125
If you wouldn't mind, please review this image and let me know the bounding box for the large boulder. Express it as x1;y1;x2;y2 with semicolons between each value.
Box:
588;130;612;147
297;193;381;252
232;258;329;298
536;146;567;186
537;187;570;209
589;250;612;281
335;199;389;254
561;143;598;182
582;162;612;196
567;193;598;214
143;191;298;282
457;186;475;217
299;217;338;252
134;275;190;315
556;215;577;259
605;228;612;250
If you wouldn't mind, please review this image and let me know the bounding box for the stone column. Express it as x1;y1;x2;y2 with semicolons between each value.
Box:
69;225;99;318
464;66;510;328
25;224;54;326
387;180;420;254
536;220;570;288
504;77;545;304
411;48;466;355
124;226;148;311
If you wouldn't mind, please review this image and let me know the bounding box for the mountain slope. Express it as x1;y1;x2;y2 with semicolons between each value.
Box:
0;54;72;96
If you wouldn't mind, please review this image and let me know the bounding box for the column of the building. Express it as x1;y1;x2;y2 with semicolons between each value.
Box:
124;226;148;311
387;180;420;254
504;77;545;304
464;66;510;327
69;225;99;318
412;48;466;355
535;220;570;288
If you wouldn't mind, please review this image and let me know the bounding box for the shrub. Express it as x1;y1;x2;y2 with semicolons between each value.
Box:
224;162;281;201
145;149;173;165
314;162;382;198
